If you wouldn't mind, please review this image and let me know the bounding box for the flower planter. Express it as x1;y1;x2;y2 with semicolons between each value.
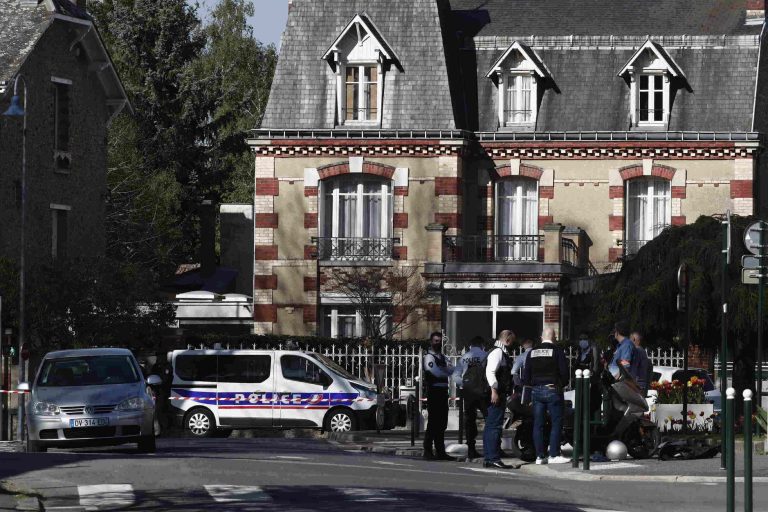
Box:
652;404;714;432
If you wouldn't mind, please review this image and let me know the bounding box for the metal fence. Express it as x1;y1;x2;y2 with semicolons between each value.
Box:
202;342;687;398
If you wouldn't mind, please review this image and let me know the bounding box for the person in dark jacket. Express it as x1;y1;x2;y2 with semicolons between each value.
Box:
523;327;570;464
422;331;454;460
630;331;651;394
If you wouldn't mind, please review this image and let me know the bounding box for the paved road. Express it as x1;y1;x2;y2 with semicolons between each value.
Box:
0;437;764;511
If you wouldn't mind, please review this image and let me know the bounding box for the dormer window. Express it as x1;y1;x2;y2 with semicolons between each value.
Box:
618;39;687;129
486;41;552;129
322;14;401;127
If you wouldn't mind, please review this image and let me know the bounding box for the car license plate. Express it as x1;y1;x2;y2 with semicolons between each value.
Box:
69;418;108;428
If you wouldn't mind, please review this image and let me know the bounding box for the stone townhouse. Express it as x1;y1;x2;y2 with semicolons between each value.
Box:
247;0;768;351
0;0;129;269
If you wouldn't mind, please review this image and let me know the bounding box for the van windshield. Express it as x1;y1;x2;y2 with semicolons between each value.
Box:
309;353;358;381
37;356;140;387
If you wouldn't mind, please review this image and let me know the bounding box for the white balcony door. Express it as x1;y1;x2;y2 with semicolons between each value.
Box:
496;178;538;260
625;178;671;254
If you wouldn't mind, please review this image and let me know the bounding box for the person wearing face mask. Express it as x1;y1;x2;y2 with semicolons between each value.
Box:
423;331;455;461
482;330;515;469
574;333;600;376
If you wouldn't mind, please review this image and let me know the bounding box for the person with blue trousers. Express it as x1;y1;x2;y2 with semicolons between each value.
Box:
523;327;570;465
482;330;514;469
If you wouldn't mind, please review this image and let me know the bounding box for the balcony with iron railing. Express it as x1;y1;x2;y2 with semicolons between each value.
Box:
313;237;398;263
622;239;650;259
443;235;541;263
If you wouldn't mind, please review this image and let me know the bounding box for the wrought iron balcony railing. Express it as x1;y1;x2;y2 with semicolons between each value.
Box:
315;237;397;262
443;235;542;263
622;239;650;258
561;238;579;267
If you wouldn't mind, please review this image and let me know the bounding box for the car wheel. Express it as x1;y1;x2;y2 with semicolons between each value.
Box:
324;409;357;432
185;408;215;438
27;440;46;453
137;435;156;453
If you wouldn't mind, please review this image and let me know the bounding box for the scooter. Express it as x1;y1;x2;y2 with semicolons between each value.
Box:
506;366;660;461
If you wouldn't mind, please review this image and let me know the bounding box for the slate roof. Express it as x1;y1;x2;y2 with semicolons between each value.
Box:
450;0;762;37
0;0;90;85
261;0;459;130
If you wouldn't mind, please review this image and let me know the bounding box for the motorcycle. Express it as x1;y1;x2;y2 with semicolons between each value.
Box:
506;366;660;461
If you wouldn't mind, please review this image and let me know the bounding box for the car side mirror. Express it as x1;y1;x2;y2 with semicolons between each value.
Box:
146;375;162;386
17;382;30;392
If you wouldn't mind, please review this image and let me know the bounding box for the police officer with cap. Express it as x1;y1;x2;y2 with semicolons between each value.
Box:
423;331;454;460
454;336;488;459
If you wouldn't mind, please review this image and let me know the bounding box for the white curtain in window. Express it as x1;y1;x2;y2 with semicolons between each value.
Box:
496;178;538;259
321;176;391;246
626;178;671;250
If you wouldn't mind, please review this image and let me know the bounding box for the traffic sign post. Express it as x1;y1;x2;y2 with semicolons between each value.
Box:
721;211;731;469
744;220;768;407
678;263;690;434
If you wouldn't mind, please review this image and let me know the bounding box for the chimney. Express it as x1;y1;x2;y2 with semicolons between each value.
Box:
746;0;766;25
199;200;216;278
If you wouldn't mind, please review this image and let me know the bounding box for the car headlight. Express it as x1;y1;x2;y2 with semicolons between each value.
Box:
32;401;60;416
117;397;144;411
351;383;376;400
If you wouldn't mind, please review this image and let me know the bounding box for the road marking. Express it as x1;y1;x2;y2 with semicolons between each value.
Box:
78;484;134;510
373;460;412;467
462;466;522;476
274;455;308;460
472;496;527;511
585;462;641;471
581;509;627;512
205;485;271;503
339;488;399;502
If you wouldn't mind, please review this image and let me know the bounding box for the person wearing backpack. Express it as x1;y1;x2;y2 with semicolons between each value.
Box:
454;336;488;459
482;330;515;469
422;331;455;461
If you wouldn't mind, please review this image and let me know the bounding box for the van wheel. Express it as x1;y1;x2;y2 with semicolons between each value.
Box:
27;440;46;453
324;409;357;432
185;408;215;438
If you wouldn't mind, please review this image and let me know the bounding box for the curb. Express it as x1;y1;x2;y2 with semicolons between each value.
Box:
520;463;768;483
0;480;42;511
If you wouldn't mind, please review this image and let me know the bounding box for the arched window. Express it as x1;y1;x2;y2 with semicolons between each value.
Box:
320;175;393;260
625;178;671;255
495;178;538;260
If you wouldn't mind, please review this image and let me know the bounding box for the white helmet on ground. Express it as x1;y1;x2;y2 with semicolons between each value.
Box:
606;440;628;461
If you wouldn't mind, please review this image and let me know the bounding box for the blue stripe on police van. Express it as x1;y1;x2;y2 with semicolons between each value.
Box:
170;390;361;408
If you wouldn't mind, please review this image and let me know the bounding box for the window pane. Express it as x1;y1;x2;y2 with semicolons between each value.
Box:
55;84;70;152
654;91;664;121
447;293;491;306
366;66;377;82
338;193;357;237
654;75;663;90
281;355;327;385
37;356;140;387
175;355;217;382
362;192;381;237
498;293;541;307
639;91;649;122
366;82;377;120
218;355;271;384
639;75;648;90
345;67;359;121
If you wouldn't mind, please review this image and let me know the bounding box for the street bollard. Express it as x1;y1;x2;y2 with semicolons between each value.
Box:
744;389;753;512
409;394;416;447
572;369;583;469
726;387;735;512
458;391;464;446
583;369;591;471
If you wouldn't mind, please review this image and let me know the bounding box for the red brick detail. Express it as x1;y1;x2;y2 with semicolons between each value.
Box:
304;277;316;291
539;186;554;199
544;305;561;323
255;178;279;196
609;248;623;262
394;186;409;196
304;213;318;229
671;216;687;226
393;246;408;260
254;245;278;260
609;186;624;199
426;304;441;321
478;215;494;230
496;165;512;177
317;162;349;179
609;215;625;231
435;177;462;196
304;245;316;260
362;161;396;178
520;164;544;180
253;305;277;323
255;213;278;228
672;186;687;199
747;0;765;10
730;180;753;198
393;306;408;324
538;215;554;228
689;344;714;369
303;306;316;324
393;213;409;229
435;213;461;228
304;187;318;197
618;165;643;181
254;275;278;290
652;164;676;180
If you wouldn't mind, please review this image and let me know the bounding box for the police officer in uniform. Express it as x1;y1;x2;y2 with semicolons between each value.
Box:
523;327;570;464
483;330;515;468
454;336;488;459
423;331;454;460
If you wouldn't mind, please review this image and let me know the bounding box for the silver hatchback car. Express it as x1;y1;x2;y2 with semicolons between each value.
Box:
20;348;160;453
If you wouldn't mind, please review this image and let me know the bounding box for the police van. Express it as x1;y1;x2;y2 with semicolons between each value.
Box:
168;349;394;436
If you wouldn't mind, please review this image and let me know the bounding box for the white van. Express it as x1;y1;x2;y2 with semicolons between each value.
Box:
168;349;395;436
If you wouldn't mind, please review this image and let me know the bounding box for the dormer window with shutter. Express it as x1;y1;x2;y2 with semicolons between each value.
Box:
486;41;552;130
618;39;688;129
322;14;401;127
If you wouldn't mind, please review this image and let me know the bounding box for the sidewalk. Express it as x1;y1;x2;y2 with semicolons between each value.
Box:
326;429;768;482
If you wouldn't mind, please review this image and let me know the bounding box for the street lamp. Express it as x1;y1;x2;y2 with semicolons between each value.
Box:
3;74;28;442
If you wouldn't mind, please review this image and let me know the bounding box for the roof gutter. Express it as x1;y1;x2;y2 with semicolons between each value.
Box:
751;21;766;132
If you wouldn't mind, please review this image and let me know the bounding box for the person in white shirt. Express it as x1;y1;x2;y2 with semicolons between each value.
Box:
453;336;487;459
482;330;515;469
